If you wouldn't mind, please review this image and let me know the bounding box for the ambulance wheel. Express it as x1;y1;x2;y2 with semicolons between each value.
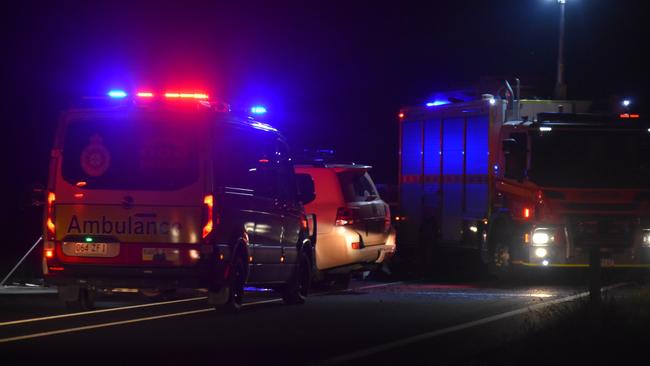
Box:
282;251;311;305
63;287;96;311
141;288;177;301
216;255;245;313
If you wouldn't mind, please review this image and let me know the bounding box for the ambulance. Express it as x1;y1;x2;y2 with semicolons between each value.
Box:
43;90;316;310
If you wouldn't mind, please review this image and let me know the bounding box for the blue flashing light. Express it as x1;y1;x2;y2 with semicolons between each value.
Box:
108;90;127;98
426;100;450;107
251;106;267;114
622;99;631;107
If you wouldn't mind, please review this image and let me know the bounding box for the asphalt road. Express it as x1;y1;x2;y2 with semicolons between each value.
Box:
0;272;621;366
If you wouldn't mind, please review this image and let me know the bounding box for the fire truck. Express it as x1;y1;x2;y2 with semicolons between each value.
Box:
396;85;650;276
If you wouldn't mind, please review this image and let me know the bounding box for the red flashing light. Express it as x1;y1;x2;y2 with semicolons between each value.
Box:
75;181;86;187
630;114;640;118
258;159;269;163
398;113;405;119
48;267;65;271
45;250;54;258
74;193;84;199
164;92;209;100
202;194;214;239
620;113;630;118
136;92;154;98
523;208;531;219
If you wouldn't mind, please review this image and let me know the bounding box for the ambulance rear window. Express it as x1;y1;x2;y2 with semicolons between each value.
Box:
61;118;201;190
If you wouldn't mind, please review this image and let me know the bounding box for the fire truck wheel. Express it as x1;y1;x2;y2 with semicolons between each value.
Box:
487;224;516;282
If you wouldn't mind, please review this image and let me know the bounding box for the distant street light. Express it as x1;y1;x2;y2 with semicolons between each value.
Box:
554;0;567;99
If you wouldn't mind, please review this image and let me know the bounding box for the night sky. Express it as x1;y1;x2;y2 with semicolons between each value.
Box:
1;0;648;257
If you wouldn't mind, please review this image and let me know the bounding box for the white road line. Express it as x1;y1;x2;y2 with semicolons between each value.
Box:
0;296;207;327
0;308;215;344
314;282;628;365
315;281;405;297
351;281;404;291
0;297;288;344
0;280;403;343
0;280;402;328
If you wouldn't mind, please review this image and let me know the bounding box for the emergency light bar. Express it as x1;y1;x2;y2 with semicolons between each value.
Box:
88;89;231;112
108;90;209;100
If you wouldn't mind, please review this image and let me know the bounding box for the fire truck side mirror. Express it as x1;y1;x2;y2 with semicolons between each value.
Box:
502;139;526;182
501;138;517;155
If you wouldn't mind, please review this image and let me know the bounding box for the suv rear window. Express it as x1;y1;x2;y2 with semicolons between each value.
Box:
338;171;378;202
61;118;202;190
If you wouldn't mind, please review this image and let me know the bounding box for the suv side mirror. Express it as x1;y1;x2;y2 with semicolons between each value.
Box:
296;173;316;205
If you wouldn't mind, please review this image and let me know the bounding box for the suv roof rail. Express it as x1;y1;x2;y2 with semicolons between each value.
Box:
294;149;336;166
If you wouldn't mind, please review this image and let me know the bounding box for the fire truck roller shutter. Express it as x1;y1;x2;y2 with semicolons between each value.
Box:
423;119;442;223
441;117;464;242
400;120;423;245
465;115;490;219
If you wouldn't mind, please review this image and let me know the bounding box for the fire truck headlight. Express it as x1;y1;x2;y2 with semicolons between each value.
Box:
535;248;548;258
642;230;650;247
532;231;551;246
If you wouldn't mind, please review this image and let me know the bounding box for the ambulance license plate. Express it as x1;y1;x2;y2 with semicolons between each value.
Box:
73;242;109;257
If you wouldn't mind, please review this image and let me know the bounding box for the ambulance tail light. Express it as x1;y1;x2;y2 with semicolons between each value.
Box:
202;194;215;239
46;192;56;239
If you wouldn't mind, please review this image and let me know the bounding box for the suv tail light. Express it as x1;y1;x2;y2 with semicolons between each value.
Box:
335;207;357;226
384;204;391;231
46;192;56;240
202;194;215;239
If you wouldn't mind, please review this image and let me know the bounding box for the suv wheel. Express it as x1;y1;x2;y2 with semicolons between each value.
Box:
282;252;311;304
